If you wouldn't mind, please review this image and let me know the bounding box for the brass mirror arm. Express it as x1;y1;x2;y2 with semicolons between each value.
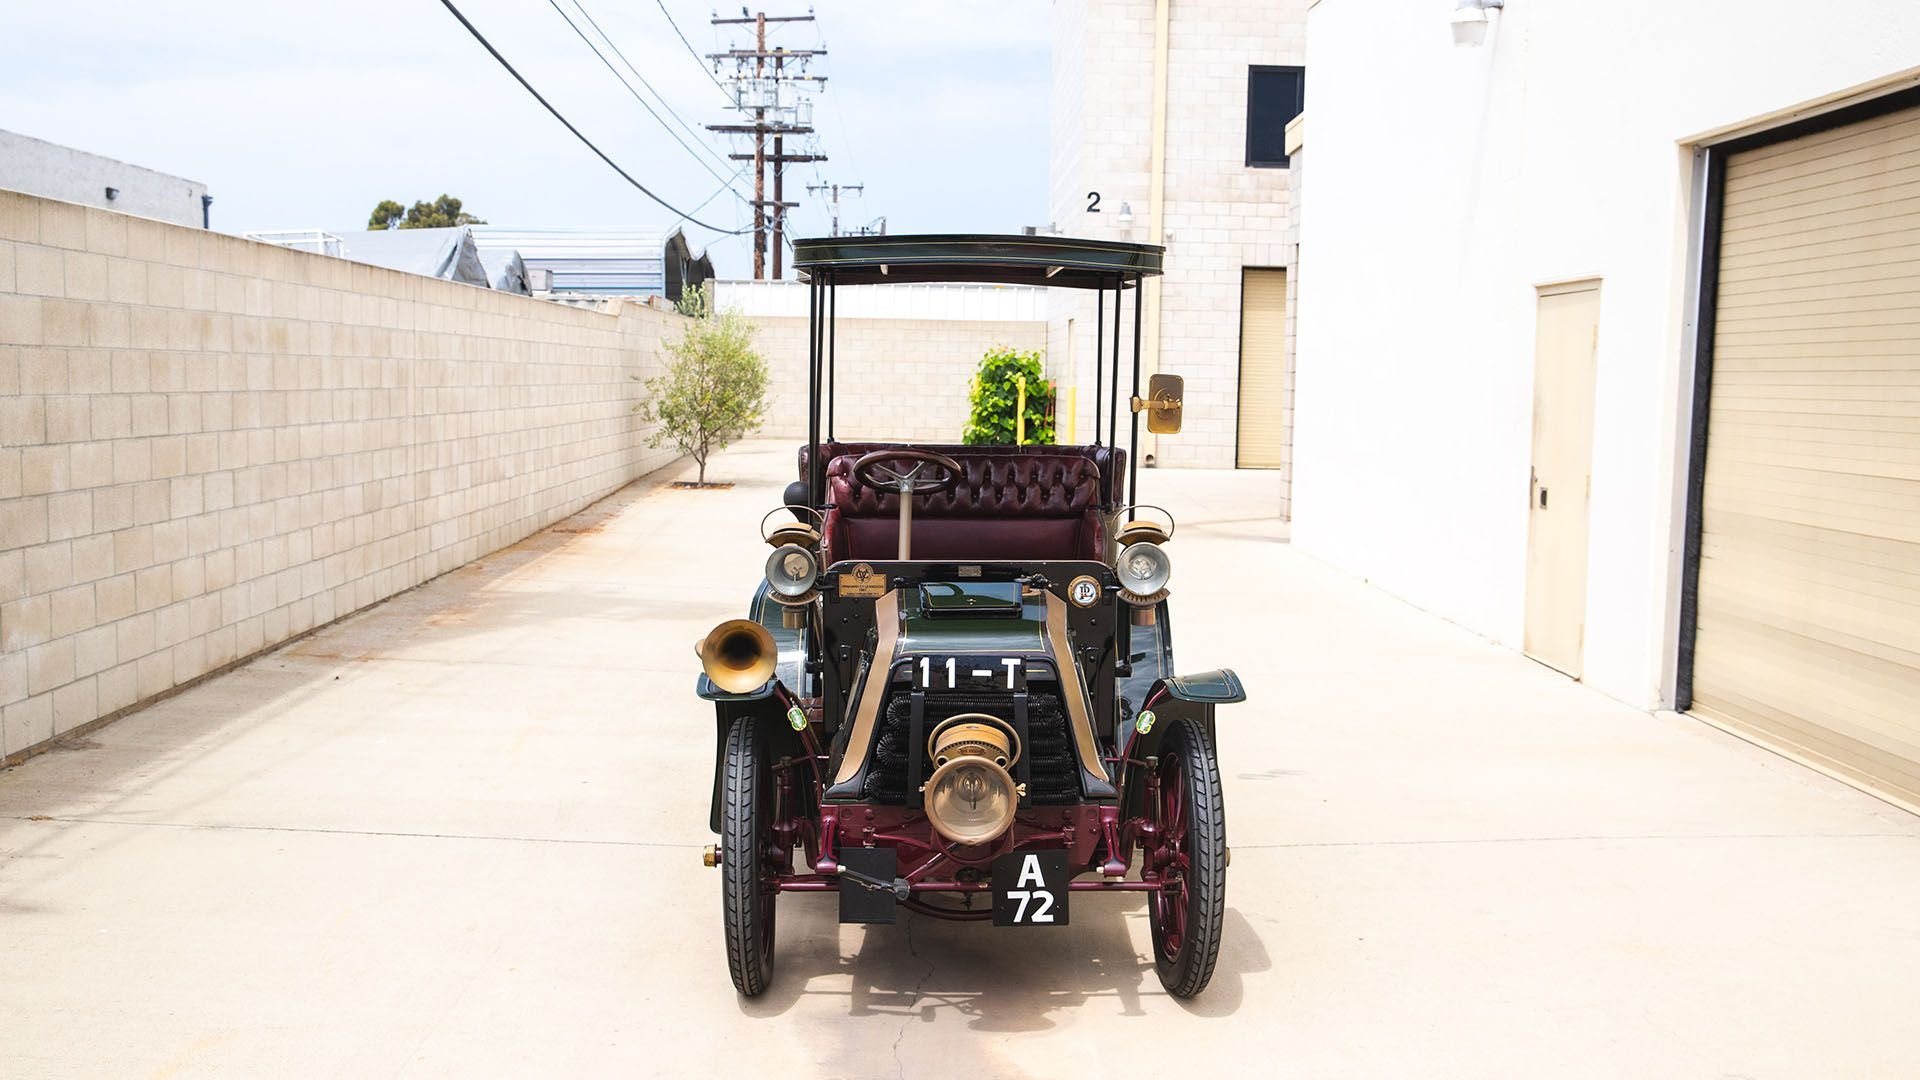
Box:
1129;395;1184;413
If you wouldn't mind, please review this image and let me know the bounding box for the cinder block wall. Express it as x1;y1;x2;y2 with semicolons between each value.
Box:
1048;0;1306;470
749;317;1049;444
0;191;680;760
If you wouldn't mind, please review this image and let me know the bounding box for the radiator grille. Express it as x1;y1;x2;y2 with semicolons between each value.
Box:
865;688;1080;805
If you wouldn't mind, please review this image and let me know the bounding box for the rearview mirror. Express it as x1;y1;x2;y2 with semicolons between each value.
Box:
1132;373;1184;434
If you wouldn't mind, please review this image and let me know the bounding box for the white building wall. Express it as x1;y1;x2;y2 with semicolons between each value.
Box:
0;130;207;229
1293;0;1920;708
1049;0;1306;469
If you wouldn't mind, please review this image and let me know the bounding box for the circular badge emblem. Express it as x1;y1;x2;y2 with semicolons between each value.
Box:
1068;575;1102;608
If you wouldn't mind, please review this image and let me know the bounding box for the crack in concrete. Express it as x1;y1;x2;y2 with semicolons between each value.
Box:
892;913;936;1080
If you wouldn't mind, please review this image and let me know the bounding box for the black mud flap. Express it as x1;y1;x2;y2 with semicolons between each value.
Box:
838;848;899;924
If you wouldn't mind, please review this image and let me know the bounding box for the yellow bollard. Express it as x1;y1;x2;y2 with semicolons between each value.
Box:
1066;385;1076;444
1015;374;1027;445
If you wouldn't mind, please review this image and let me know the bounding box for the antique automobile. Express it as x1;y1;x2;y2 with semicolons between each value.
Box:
694;234;1246;998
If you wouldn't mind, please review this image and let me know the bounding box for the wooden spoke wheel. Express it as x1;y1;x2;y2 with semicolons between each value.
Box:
1147;717;1227;998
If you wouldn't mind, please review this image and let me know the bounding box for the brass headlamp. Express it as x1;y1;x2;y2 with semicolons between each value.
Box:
921;714;1023;847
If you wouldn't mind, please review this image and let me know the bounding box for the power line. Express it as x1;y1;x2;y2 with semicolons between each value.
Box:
668;162;754;234
706;10;827;279
563;0;742;184
434;0;748;235
806;181;861;236
545;0;742;194
653;0;735;103
810;11;863;179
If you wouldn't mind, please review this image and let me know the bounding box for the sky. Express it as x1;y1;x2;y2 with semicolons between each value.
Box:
0;0;1051;278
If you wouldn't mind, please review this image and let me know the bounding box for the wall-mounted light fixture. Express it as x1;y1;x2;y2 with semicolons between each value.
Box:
1118;201;1134;229
1450;0;1504;48
104;186;119;201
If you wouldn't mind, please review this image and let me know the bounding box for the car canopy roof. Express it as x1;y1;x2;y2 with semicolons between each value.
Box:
792;233;1163;289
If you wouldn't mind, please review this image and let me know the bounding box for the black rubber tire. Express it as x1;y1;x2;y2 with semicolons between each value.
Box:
721;716;777;996
1148;717;1227;998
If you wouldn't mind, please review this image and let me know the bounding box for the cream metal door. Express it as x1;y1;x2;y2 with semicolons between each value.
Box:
1236;269;1287;468
1688;100;1920;810
1524;282;1602;676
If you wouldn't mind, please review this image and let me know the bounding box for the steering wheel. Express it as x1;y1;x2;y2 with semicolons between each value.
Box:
851;449;962;498
850;449;962;560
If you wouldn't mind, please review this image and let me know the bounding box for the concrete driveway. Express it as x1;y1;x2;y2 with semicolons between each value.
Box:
3;441;1918;1078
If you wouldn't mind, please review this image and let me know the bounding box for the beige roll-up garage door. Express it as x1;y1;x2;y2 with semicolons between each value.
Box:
1237;269;1288;468
1691;100;1920;810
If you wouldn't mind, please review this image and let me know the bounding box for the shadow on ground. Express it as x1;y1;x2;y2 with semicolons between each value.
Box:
740;900;1271;1028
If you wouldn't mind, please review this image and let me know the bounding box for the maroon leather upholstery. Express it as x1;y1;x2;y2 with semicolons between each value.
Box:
818;449;1109;563
799;442;1127;507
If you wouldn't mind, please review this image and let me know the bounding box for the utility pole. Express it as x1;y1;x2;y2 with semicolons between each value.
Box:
708;10;827;279
806;181;863;236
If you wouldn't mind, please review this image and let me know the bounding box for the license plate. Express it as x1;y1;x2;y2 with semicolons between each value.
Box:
991;851;1070;926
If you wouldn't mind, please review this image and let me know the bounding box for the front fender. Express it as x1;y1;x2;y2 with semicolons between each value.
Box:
1118;667;1245;817
706;694;804;833
699;582;811;832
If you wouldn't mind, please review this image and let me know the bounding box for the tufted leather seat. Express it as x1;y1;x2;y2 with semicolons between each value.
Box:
807;443;1120;563
799;442;1126;508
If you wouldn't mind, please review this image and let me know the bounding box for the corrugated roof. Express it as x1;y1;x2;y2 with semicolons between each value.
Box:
335;226;490;287
468;226;714;299
474;246;529;295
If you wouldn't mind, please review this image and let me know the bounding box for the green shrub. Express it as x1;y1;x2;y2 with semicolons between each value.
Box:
962;346;1055;445
638;286;769;484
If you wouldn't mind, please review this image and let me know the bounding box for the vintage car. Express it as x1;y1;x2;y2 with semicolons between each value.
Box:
694;234;1246;998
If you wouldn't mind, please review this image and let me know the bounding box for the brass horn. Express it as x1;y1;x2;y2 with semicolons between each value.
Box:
696;618;777;694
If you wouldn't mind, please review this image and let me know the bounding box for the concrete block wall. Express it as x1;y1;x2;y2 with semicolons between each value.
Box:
0;191;679;760
1155;2;1304;469
1048;0;1155;451
748;316;1049;444
1049;0;1306;469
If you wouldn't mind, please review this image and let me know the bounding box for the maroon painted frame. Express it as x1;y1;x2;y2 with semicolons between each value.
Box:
766;684;1182;923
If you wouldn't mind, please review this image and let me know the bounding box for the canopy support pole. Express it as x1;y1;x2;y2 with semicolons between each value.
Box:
1109;273;1122;465
806;276;820;509
827;275;837;440
1129;271;1144;506
1092;278;1105;445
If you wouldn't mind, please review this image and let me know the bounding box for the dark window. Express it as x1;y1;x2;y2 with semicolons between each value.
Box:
1246;66;1305;168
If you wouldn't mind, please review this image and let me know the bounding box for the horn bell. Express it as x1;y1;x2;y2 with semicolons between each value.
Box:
696;618;777;694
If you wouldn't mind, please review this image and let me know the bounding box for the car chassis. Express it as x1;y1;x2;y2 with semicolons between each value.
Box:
694;234;1245;998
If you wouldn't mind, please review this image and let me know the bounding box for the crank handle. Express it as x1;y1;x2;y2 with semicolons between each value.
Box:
836;865;911;900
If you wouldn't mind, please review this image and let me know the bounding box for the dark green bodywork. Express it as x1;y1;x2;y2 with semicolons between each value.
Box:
899;582;1049;657
703;569;1244;832
1161;669;1247;704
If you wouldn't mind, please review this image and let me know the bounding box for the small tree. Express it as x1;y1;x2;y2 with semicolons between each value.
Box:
639;286;769;485
963;346;1055;445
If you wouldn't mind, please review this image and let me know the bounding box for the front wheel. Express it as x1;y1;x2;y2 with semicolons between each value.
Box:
1147;717;1227;998
721;717;778;995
